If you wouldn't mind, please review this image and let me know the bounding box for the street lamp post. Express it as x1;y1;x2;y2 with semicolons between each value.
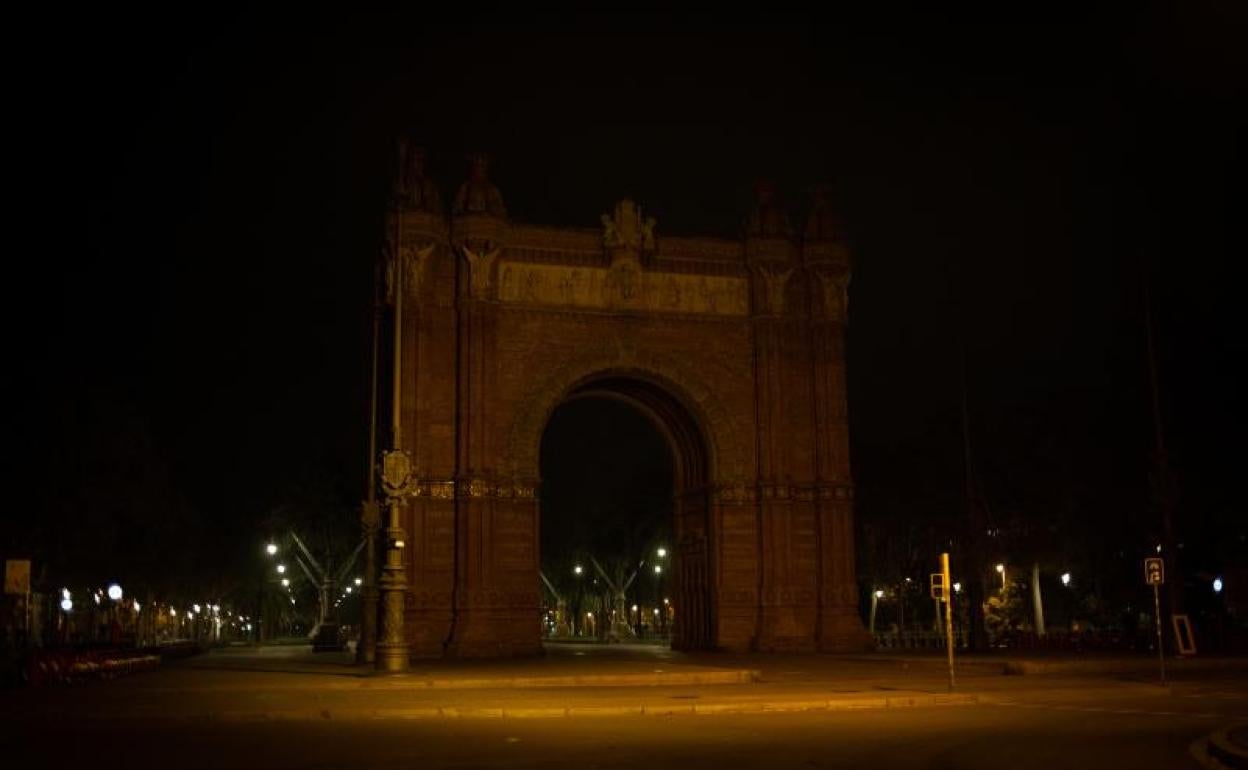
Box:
869;589;883;634
376;198;413;673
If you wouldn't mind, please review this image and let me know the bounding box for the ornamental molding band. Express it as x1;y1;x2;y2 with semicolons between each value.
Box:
406;478;538;501
379;154;867;658
497;263;749;317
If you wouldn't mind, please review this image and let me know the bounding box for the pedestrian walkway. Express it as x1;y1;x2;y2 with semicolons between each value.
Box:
8;641;1242;726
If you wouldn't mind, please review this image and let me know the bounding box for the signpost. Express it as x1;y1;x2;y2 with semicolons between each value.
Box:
1144;557;1166;685
933;553;955;691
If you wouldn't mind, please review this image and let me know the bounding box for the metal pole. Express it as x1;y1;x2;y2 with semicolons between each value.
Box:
942;552;955;691
376;183;409;673
1153;583;1166;686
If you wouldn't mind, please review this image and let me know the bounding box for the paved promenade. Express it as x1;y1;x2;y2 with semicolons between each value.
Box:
2;642;1245;769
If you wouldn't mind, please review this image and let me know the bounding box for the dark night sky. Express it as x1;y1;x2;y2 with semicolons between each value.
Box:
3;9;1242;593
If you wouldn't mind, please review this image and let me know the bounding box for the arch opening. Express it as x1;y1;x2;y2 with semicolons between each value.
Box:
536;374;715;650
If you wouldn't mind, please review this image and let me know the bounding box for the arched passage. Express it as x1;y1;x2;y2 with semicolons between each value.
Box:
537;373;716;650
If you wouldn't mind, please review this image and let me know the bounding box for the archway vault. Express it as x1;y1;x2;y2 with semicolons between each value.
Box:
535;371;718;651
385;198;870;659
506;347;741;484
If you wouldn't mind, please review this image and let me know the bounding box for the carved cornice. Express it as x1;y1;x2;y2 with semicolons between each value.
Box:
451;213;508;251
399;210;450;244
714;482;757;504
713;482;853;505
744;236;798;265
405;478;538;501
801;240;850;267
508;224;601;255
657;236;743;264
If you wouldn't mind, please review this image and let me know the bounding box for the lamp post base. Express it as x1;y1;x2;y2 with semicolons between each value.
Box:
375;642;409;673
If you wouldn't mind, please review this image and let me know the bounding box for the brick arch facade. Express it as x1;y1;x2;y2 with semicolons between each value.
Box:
384;200;869;659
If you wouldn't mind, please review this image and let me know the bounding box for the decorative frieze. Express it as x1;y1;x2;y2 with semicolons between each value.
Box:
497;262;749;317
405;478;538;501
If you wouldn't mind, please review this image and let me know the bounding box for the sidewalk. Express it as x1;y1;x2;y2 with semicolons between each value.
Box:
4;641;1228;723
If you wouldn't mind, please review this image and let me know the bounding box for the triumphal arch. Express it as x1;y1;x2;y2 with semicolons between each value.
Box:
379;146;867;658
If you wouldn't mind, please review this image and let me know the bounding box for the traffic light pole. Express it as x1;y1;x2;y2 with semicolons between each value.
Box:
942;552;955;692
1153;583;1165;686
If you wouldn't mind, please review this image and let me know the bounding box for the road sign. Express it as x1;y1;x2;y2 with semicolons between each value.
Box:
1144;557;1164;586
4;559;30;595
930;572;946;600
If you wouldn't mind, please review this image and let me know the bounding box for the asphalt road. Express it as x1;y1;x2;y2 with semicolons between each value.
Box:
5;697;1242;770
3;647;1245;770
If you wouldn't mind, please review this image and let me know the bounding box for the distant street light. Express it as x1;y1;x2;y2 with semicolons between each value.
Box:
133;600;141;613
193;604;201;614
656;547;667;558
354;578;363;586
60;598;73;612
276;564;287;574
953;582;962;593
1214;577;1224;594
654;565;662;574
995;564;1006;590
281;578;290;587
1060;573;1071;587
573;565;583;575
266;543;278;556
107;584;123;601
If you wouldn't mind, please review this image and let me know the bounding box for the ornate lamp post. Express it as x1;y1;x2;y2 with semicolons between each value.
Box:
377;448;412;671
375;189;412;673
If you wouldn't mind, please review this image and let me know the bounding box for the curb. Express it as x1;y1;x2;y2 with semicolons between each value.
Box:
370;669;760;689
132;692;981;722
1003;658;1248;677
1207;725;1248;769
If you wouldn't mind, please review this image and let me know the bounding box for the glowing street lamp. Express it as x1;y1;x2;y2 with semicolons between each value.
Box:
1214;577;1224;594
653;565;662;574
995;563;1006;590
60;597;73;612
869;589;883;633
265;543;278;556
1060;572;1072;587
107;583;123;601
656;547;667;558
276;564;287;574
281;578;290;587
573;565;583;576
